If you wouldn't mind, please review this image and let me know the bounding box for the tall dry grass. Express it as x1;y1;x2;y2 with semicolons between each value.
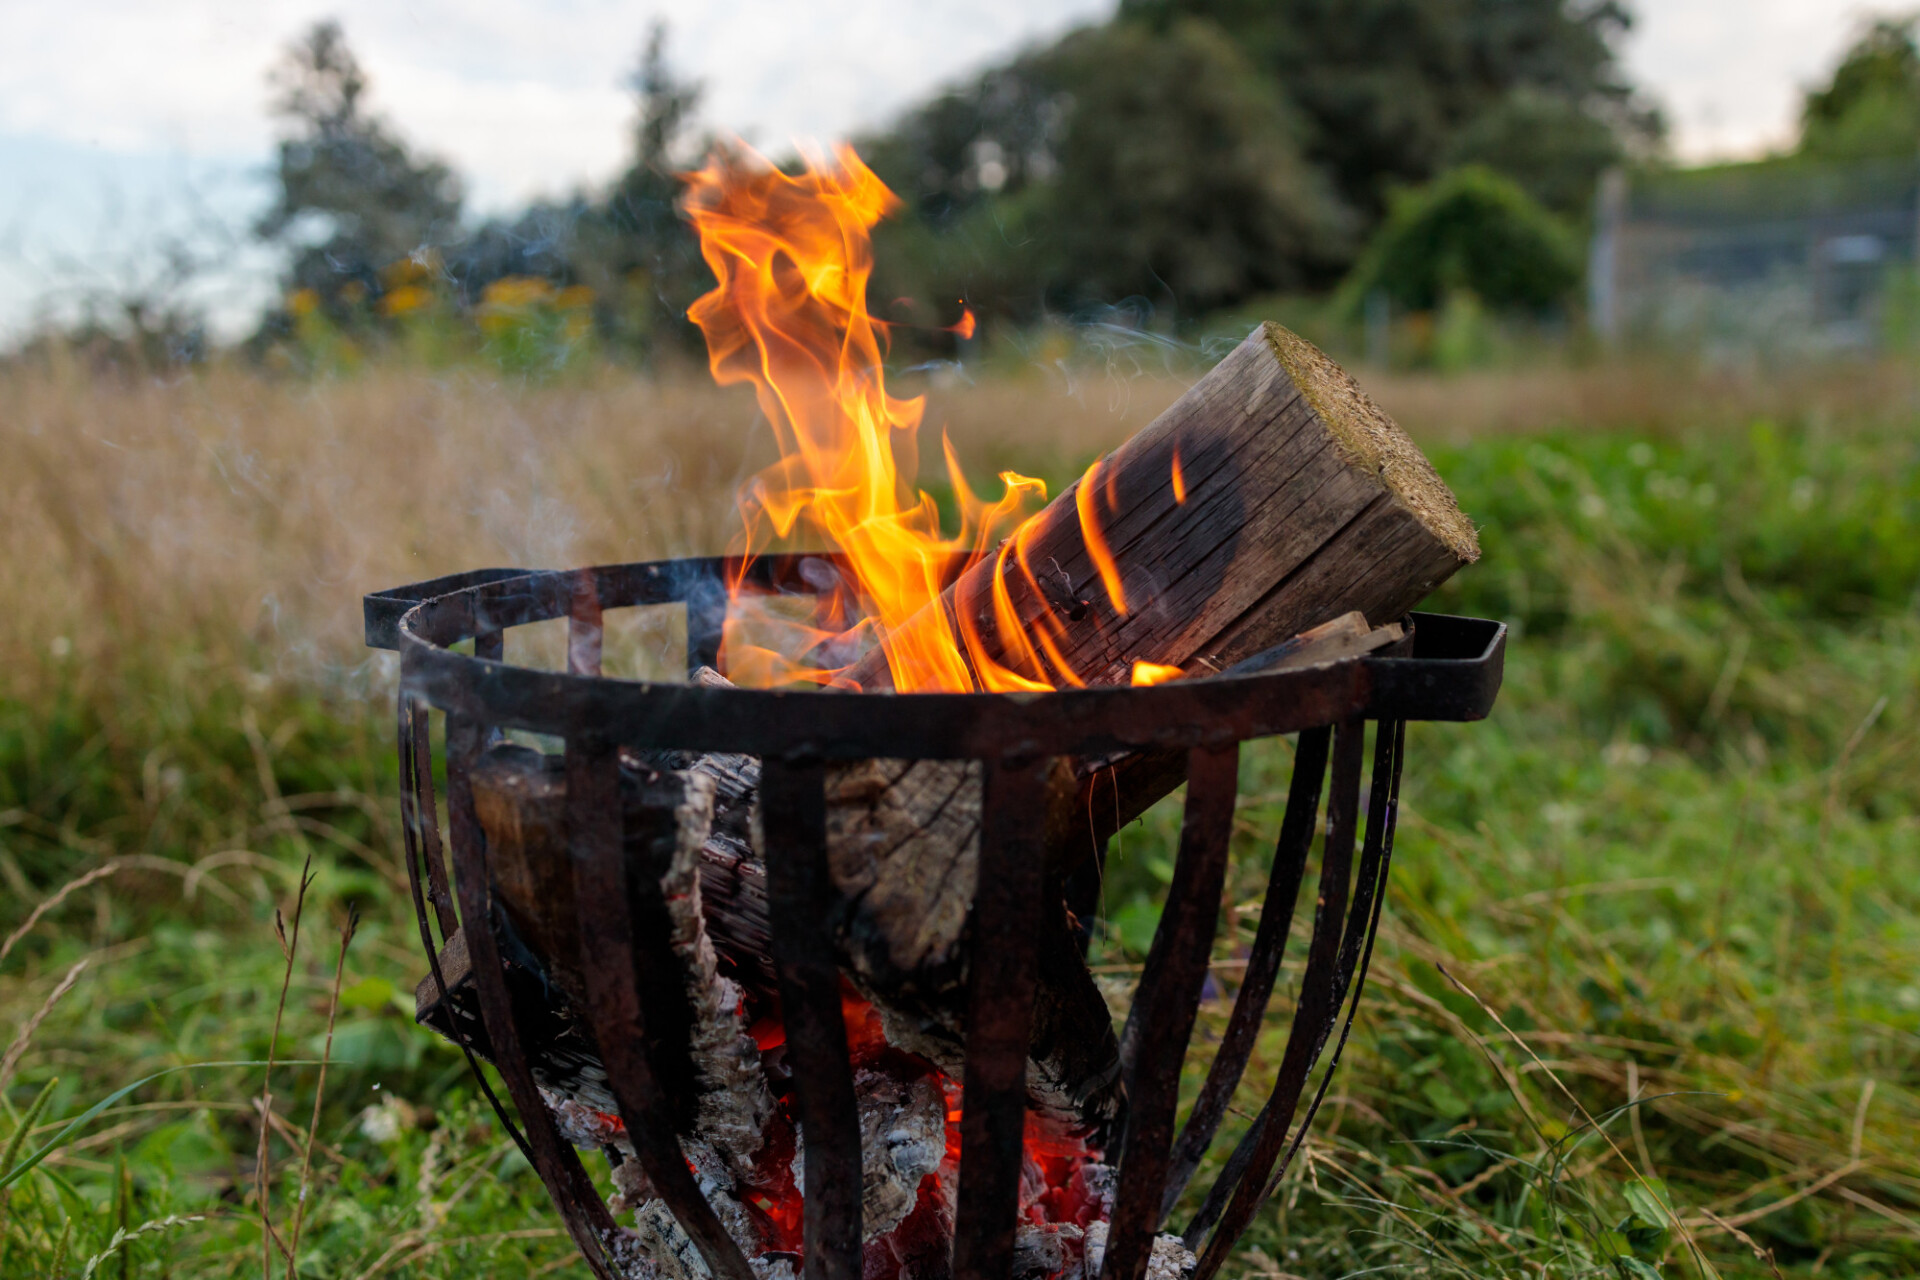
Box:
10;350;1911;695
0;359;1188;701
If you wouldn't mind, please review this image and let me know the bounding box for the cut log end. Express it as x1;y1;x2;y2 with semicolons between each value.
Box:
1260;321;1480;564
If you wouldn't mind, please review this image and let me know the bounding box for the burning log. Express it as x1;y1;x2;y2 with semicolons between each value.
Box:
840;322;1477;691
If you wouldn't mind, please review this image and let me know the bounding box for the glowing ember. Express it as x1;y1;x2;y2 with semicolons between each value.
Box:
681;143;1166;693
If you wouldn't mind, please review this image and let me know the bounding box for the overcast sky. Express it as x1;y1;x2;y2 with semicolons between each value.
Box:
0;0;1885;337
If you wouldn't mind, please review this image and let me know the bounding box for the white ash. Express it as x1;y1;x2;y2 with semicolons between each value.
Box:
632;1200;710;1280
1014;1222;1082;1278
790;1068;947;1241
1079;1222;1197;1280
602;1226;662;1280
544;1089;625;1149
625;1198;798;1280
687;1139;765;1258
1070;1161;1118;1220
664;772;777;1184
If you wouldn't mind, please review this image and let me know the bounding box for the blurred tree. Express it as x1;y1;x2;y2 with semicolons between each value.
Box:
1441;86;1624;217
1800;17;1920;161
569;20;712;355
1030;19;1353;312
1118;0;1651;219
1338;165;1581;313
256;21;463;316
866;18;1351;322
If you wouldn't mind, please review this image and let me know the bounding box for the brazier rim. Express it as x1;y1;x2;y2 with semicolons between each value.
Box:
369;556;1504;761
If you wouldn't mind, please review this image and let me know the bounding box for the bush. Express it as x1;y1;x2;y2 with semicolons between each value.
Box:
1338;165;1582;313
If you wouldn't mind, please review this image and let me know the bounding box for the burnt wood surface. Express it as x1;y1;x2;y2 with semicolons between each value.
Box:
839;322;1476;695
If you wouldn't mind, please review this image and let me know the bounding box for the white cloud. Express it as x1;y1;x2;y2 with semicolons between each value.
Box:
1622;2;1877;160
0;0;1117;208
0;0;1888;338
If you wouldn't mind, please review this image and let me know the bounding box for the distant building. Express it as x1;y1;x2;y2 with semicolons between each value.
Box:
1590;158;1920;353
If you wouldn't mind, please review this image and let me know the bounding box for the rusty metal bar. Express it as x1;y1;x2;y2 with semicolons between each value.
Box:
398;698;534;1172
566;736;756;1280
1261;719;1406;1207
405;702;459;943
951;756;1052;1280
1186;716;1364;1271
1102;742;1241;1280
445;710;622;1280
761;758;862;1280
1159;725;1331;1223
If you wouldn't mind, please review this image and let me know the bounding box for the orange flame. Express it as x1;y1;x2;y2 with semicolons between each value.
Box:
682;143;1168;691
1130;661;1184;686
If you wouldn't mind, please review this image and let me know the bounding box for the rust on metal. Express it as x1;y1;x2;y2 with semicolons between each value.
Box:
566;736;757;1280
1159;724;1330;1223
951;757;1052;1280
446;710;624;1280
762;758;864;1280
1101;742;1240;1280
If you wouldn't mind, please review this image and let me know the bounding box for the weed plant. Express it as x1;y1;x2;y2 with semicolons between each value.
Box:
1;358;1915;1276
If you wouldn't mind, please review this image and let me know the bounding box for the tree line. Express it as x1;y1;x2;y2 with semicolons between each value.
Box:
32;6;1920;370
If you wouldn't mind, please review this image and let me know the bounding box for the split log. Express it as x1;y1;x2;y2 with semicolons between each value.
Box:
841;321;1477;693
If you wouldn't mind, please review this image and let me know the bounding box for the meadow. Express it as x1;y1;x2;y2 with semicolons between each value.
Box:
1;346;1916;1278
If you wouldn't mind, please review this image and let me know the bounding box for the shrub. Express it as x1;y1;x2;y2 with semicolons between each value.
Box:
1339;165;1582;313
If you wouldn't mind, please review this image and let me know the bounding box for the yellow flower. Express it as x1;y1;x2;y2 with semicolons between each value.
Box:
481;276;555;310
380;284;431;317
287;288;319;318
380;256;432;288
555;284;595;310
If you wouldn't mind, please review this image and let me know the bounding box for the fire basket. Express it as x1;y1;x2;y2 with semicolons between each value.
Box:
365;555;1505;1280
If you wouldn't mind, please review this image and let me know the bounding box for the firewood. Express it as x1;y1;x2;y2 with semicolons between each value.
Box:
841;322;1476;693
464;735;1124;1133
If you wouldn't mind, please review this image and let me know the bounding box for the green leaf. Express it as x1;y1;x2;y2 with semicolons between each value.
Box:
0;1061;320;1193
1625;1177;1673;1226
338;975;397;1012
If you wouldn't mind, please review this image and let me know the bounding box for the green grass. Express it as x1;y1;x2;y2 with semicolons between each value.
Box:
3;408;1917;1277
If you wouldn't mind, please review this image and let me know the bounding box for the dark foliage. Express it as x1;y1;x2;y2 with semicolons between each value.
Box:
1028;20;1354;313
1800;16;1920;161
1441;86;1625;217
1119;0;1645;218
1339;165;1581;311
256;21;463;316
865;18;1353;322
574;21;713;354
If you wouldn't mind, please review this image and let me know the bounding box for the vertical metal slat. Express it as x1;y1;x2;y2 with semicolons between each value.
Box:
444;711;621;1280
1159;725;1330;1223
1186;716;1364;1268
569;569;605;677
762;758;863;1280
1101;742;1240;1280
951;757;1052;1280
567;737;757;1280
